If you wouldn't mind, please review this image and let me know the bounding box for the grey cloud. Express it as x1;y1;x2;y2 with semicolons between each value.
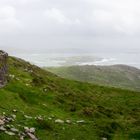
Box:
0;0;140;53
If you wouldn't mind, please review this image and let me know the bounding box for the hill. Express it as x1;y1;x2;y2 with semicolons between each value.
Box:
0;57;140;140
46;65;140;91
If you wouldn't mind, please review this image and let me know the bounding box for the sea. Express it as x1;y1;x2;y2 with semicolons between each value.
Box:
11;52;140;69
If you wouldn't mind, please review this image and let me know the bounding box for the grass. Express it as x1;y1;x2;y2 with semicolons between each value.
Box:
0;56;140;140
45;65;140;91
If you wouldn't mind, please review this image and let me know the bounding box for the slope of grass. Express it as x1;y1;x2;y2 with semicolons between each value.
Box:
0;57;140;140
46;65;140;91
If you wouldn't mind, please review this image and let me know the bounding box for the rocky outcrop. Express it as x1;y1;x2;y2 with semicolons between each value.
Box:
0;50;8;87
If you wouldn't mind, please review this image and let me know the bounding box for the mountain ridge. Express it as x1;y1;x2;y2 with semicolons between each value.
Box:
45;64;140;91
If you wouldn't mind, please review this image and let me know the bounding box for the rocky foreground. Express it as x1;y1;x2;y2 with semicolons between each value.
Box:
0;109;88;140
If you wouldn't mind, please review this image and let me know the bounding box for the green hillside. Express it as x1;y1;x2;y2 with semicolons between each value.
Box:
0;57;140;140
46;65;140;91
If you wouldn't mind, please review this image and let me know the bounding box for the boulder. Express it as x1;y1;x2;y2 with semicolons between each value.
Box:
0;126;6;131
24;127;35;133
5;131;16;136
66;120;71;124
55;119;64;124
27;132;38;140
0;50;8;88
0;119;5;125
10;128;19;133
76;120;85;123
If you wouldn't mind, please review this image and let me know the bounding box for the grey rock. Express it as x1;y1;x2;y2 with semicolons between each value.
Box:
27;132;38;140
24;115;33;119
76;120;85;123
5;131;16;136
35;116;43;121
102;138;107;140
48;117;52;120
0;50;8;88
13;109;17;113
0;126;6;131
11;114;16;119
30;128;35;133
5;117;13;122
66;120;71;124
0;119;5;125
55;119;64;124
24;127;35;133
6;124;11;128
2;112;6;115
19;136;24;140
10;128;19;133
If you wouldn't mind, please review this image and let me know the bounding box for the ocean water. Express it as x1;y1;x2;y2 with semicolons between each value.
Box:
11;52;140;69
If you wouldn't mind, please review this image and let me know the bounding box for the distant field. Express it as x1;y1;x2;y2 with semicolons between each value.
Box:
45;65;140;91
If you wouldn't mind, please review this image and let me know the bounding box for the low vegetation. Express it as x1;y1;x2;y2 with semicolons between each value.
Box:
46;65;140;91
0;57;140;140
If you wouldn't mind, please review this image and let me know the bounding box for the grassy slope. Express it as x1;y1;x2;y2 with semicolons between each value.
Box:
0;57;140;140
46;65;140;91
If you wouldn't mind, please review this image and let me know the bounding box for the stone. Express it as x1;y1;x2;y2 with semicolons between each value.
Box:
2;112;6;115
9;74;15;79
27;132;38;140
48;117;52;120
0;126;6;131
5;131;16;136
66;120;71;124
29;127;36;133
0;50;8;88
17;124;22;127
5;117;13;122
26;83;30;86
13;109;17;113
76;120;85;123
102;138;107;140
19;132;26;137
11;114;16;119
24;127;35;133
42;104;47;107
19;136;24;140
24;126;29;131
0;119;5;125
43;88;47;92
36;116;43;121
55;119;64;124
15;77;20;81
24;115;33;119
10;128;19;133
6;124;11;129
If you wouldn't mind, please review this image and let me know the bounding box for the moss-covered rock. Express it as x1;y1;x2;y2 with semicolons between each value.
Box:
0;50;8;87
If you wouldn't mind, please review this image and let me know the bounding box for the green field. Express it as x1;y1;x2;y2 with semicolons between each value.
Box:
46;65;140;91
0;57;140;140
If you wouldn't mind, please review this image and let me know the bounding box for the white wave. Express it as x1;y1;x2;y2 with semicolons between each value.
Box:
94;58;116;65
79;58;116;66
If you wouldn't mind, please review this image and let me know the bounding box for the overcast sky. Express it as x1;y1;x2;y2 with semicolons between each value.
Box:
0;0;140;53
